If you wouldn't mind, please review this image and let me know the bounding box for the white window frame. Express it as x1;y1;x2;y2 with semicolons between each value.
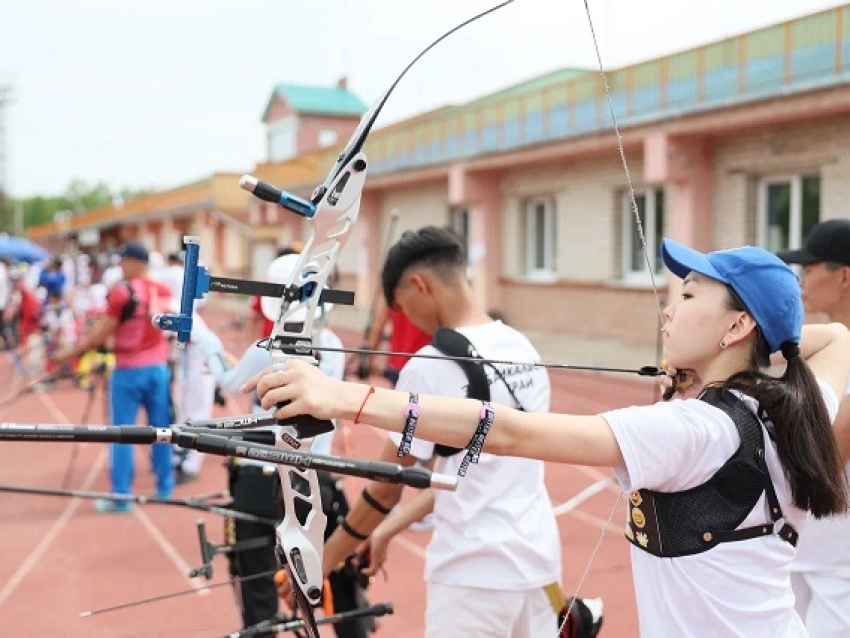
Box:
756;174;819;254
524;196;557;280
268;116;298;162
621;188;665;284
318;129;339;147
451;206;476;280
449;206;471;264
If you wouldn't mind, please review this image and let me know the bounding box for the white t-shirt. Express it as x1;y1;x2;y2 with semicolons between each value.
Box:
793;374;850;576
388;321;561;591
101;265;123;290
602;381;839;637
0;262;8;308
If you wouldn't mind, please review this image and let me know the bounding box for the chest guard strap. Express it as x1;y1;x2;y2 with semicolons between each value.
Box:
625;387;798;558
429;328;491;458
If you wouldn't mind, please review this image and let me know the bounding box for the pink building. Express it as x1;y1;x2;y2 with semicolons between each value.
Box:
29;5;850;354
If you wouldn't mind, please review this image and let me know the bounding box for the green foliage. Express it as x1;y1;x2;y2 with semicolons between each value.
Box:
16;180;153;229
0;189;12;233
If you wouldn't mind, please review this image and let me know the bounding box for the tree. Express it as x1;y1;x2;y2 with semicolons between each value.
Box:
0;189;12;233
18;180;153;229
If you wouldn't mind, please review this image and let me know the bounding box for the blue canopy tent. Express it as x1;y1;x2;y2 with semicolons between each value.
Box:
0;234;51;263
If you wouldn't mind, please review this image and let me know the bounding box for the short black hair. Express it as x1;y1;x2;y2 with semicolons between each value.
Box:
381;226;466;307
277;245;301;258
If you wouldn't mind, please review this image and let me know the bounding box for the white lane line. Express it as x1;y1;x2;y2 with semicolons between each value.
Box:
37;387;75;423
0;446;106;609
43;389;208;595
133;508;210;596
552;477;617;516
564;508;626;536
395;534;427;560
572;466;621;498
8;390;207;602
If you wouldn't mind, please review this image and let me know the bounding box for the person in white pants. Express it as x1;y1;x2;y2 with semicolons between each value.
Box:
171;329;217;480
154;262;215;483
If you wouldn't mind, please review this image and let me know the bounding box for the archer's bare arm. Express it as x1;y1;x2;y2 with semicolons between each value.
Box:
362;488;436;577
251;366;626;470
321;437;415;576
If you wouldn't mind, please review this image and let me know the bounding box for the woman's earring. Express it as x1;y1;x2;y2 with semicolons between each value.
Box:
719;338;728;349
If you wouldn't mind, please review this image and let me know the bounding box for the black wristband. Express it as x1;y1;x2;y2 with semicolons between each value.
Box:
397;392;420;457
338;516;369;541
458;402;496;477
361;488;393;515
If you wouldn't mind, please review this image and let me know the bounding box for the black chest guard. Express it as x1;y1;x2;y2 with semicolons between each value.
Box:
624;387;798;558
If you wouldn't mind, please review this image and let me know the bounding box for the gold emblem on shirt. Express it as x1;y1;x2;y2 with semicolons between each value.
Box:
631;507;646;529
629;491;643;507
636;531;649;548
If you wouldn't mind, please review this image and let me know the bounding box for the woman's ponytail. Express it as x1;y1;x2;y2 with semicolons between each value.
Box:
724;288;848;518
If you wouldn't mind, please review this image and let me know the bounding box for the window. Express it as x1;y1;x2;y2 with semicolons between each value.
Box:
268;116;298;162
449;206;470;258
524;197;557;278
757;175;820;253
449;206;473;278
622;188;665;281
318;129;339;147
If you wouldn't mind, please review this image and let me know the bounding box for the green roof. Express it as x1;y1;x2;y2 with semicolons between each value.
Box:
261;83;367;121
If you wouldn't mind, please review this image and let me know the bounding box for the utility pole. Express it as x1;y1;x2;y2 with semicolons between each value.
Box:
0;84;13;233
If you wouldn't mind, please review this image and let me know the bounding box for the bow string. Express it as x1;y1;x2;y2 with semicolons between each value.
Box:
556;2;678;633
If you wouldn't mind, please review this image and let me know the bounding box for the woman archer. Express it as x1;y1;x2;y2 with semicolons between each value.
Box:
245;238;850;637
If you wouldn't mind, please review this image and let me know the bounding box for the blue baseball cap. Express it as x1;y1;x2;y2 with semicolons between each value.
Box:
116;241;149;263
661;239;803;353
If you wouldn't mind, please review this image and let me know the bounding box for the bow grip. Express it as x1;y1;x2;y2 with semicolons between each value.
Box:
240;175;317;219
276;401;335;439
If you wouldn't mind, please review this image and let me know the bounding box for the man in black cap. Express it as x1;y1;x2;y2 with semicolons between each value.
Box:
53;241;174;510
778;218;850;636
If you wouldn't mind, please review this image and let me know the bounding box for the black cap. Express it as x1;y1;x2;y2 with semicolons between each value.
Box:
777;219;850;267
116;241;149;263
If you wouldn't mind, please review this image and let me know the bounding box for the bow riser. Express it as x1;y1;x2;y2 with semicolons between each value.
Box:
263;153;367;620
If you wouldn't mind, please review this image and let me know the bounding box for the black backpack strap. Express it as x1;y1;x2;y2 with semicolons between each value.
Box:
433;327;526;409
119;280;139;323
432;328;491;401
430;328;491;457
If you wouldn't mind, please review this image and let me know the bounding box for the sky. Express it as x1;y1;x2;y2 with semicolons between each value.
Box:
0;0;844;198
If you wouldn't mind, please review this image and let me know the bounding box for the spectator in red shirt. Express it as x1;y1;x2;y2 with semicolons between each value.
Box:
362;296;431;385
53;241;174;511
6;270;41;345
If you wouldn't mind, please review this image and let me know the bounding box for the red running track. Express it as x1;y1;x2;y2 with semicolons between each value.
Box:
0;303;656;637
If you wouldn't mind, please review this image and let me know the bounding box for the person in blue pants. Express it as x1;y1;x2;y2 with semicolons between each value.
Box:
54;241;174;510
